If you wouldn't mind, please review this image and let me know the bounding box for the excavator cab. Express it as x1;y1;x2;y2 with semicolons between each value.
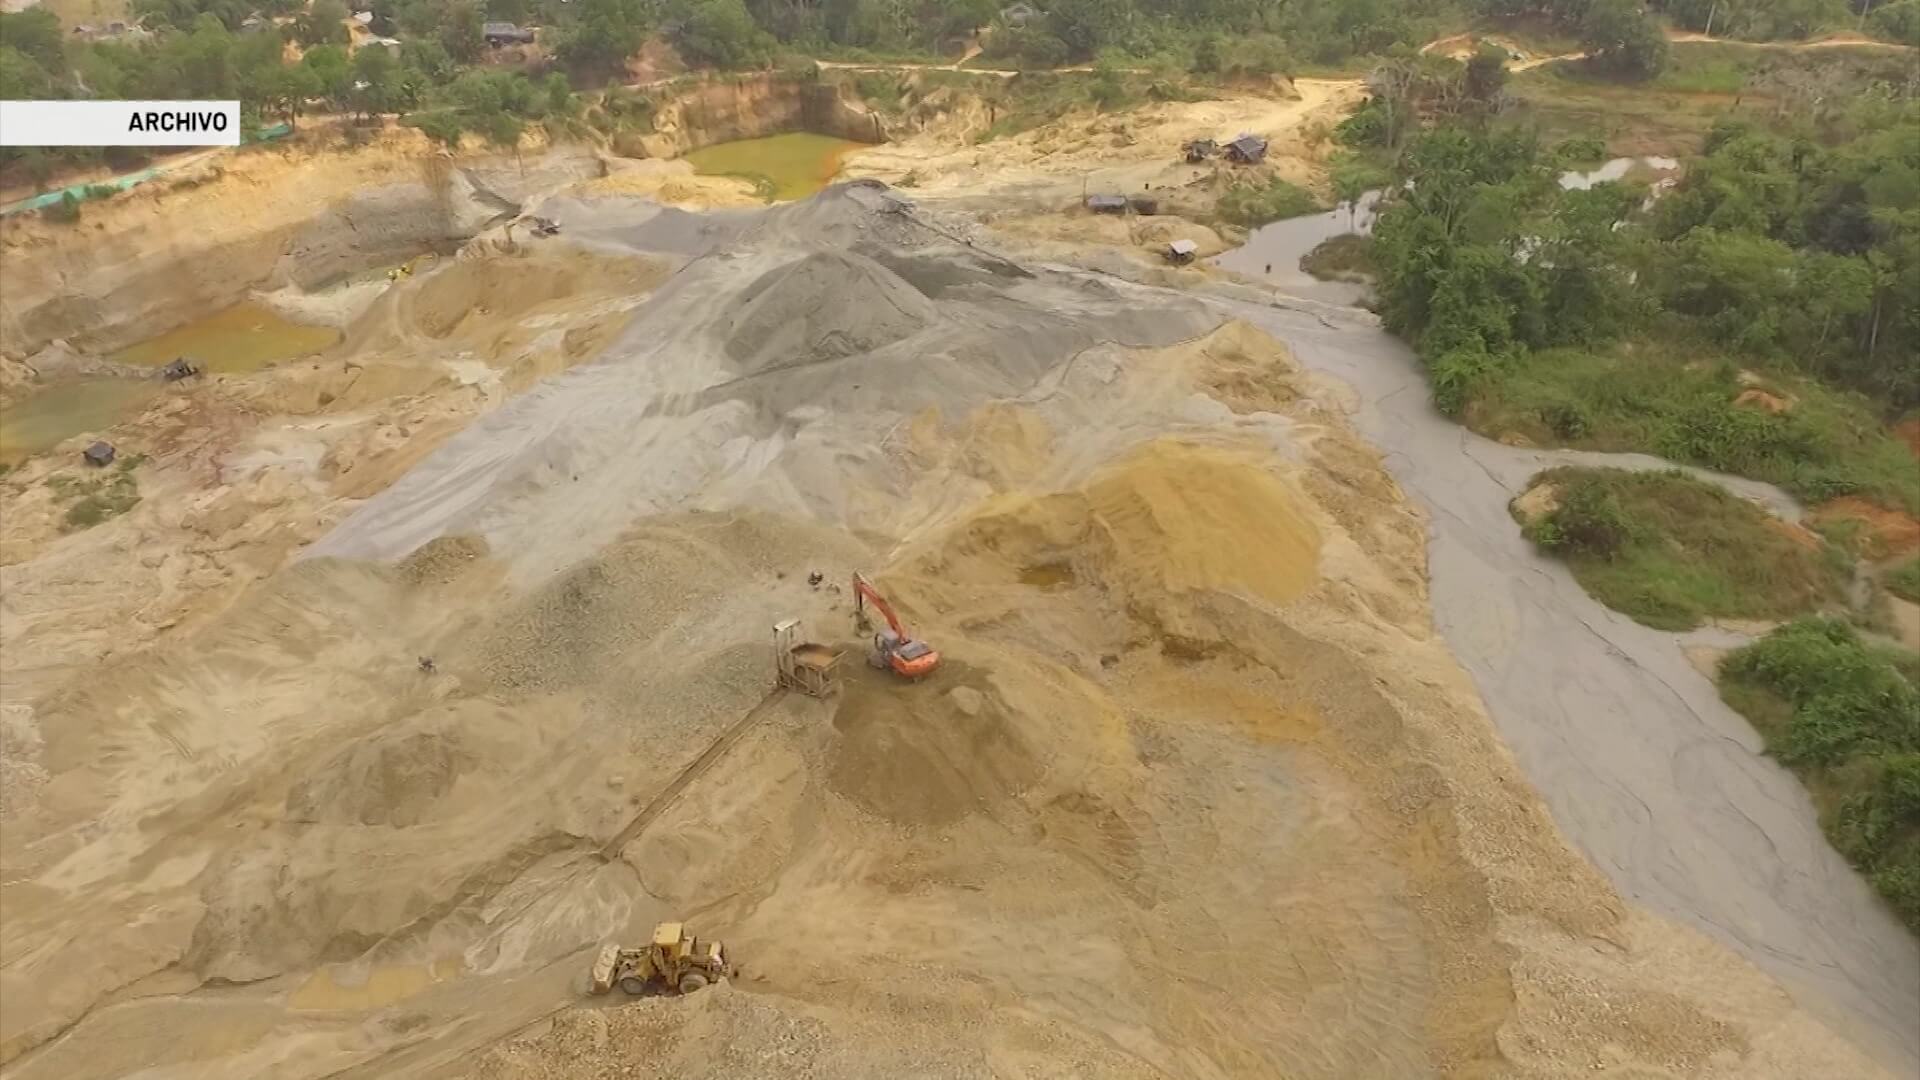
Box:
887;637;938;679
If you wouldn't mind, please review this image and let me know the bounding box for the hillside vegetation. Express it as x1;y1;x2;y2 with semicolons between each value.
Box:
1515;466;1848;630
1363;83;1920;514
1718;619;1920;930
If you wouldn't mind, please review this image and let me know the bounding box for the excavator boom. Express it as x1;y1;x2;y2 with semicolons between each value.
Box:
852;573;910;640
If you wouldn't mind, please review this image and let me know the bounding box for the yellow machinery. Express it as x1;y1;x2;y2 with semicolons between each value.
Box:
589;921;732;996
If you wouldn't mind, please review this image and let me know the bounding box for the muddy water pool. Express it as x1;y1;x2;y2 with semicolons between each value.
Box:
113;301;340;374
684;133;867;202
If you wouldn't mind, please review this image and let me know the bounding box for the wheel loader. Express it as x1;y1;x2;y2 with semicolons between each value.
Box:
589;921;732;996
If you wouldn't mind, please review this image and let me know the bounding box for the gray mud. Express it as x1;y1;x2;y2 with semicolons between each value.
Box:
1220;295;1920;1074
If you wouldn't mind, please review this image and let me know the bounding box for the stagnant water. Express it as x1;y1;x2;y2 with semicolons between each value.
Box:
113;301;340;375
1209;191;1383;307
0;378;159;466
683;133;867;203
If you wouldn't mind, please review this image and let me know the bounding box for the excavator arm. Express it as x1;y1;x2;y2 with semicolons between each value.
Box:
852;573;911;640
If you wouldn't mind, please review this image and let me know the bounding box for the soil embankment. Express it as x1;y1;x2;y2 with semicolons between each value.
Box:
625;74;886;159
0;130;604;358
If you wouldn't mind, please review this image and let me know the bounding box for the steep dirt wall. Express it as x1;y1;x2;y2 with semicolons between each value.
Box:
0;131;604;356
634;75;886;158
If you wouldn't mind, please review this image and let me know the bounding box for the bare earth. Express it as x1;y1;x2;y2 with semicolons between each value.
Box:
0;81;1914;1080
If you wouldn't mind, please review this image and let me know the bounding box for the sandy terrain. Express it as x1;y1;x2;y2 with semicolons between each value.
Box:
2;54;1915;1079
840;79;1362;204
0;243;668;710
0;174;1909;1080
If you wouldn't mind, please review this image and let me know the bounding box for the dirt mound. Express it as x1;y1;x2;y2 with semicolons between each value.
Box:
720;250;936;372
828;661;1040;827
1813;496;1920;558
397;534;493;586
920;439;1321;612
285;729;476;827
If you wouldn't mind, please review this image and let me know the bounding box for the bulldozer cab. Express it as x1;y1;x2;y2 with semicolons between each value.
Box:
651;921;687;966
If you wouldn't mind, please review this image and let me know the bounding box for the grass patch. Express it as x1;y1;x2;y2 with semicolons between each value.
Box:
1717;618;1920;932
44;453;144;531
1463;341;1920;515
1503;43;1914;157
1887;557;1920;605
1514;466;1849;631
1214;177;1327;228
1300;233;1376;283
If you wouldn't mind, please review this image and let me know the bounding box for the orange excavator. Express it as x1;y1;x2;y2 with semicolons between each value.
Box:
852;572;941;680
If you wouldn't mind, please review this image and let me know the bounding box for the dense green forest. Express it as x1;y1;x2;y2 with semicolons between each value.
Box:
1364;90;1920;510
6;0;1908;187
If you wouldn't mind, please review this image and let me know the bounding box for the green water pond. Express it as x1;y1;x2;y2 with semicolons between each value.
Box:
114;301;340;374
683;133;866;203
1;379;159;466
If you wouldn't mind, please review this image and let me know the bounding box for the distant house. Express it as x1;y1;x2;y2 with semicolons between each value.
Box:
1000;3;1043;28
1226;133;1268;164
1166;239;1198;264
83;441;116;468
1085;194;1128;214
351;10;373;24
1183;138;1218;164
482;21;536;45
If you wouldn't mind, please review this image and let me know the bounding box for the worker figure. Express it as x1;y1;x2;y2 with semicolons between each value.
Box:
1265;263;1272;274
807;571;824;589
418;656;436;674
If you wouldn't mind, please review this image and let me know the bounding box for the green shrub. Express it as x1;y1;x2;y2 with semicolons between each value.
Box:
1299;234;1376;283
1551;134;1607;167
1463;345;1920;515
1886;557;1920;604
1541;401;1590;439
1214;176;1324;228
1720;621;1920;930
1519;468;1849;630
1528;478;1635;557
42;190;80;223
1720;619;1920;766
44;462;142;531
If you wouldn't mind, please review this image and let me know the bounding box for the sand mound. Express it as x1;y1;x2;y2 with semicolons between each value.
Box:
397;534;493;586
285;730;476;827
828;661;1040;827
919;439;1322;611
1086;441;1321;606
720;250;936;373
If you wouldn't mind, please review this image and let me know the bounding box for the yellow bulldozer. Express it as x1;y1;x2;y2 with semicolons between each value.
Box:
589;921;732;997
